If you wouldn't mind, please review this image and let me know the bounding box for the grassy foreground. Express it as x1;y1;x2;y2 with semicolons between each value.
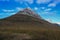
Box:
0;26;60;40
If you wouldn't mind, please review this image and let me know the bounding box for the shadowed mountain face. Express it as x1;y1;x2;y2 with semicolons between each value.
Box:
0;8;60;28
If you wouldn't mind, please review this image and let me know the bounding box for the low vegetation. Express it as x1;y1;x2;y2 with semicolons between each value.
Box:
0;26;60;40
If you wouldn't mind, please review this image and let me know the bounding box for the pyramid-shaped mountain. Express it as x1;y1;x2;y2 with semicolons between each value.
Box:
0;8;59;28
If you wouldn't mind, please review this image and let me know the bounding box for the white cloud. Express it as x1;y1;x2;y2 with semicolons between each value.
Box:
24;2;31;8
5;13;16;14
10;13;16;14
41;8;57;15
15;0;34;4
34;7;38;10
37;0;51;4
25;0;33;4
41;10;56;15
45;19;52;22
16;7;23;11
15;0;24;4
53;0;60;4
41;7;45;9
36;0;60;5
48;3;56;7
56;22;60;25
42;11;50;14
53;22;60;25
44;8;52;11
2;9;15;13
2;7;23;13
48;0;60;7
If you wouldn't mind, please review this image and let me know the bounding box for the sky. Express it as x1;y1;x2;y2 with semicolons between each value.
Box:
0;0;60;24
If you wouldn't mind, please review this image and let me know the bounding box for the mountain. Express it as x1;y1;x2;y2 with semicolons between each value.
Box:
0;8;60;40
0;8;60;28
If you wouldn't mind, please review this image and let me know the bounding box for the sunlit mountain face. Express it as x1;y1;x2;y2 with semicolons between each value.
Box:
0;0;60;24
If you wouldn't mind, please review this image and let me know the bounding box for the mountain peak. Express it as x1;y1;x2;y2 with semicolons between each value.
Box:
17;8;41;19
23;8;31;11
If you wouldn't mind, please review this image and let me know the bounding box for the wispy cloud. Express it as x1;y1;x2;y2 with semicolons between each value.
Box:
44;8;52;11
15;0;24;4
41;9;57;15
2;7;24;13
15;0;34;4
2;9;15;13
41;7;57;15
45;19;52;22
24;0;33;4
34;7;38;10
53;0;60;4
46;19;60;25
48;0;60;7
16;7;23;11
56;22;60;25
41;7;45;9
36;0;51;4
10;13;16;14
48;3;56;7
53;22;60;25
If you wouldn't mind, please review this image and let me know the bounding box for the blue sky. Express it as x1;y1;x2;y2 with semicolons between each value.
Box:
0;0;60;24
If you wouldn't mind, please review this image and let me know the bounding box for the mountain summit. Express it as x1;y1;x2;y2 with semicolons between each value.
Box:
17;8;41;19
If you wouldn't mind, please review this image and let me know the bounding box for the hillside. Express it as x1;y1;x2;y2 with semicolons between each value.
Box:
0;8;60;40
